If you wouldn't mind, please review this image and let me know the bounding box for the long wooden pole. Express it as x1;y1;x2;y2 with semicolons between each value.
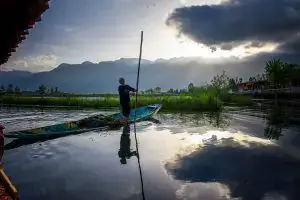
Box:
133;31;145;200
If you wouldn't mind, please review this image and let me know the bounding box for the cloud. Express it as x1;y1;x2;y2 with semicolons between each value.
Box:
220;43;233;51
10;55;58;72
11;60;29;68
166;0;300;53
165;137;300;200
179;0;228;6
245;41;266;49
277;34;300;53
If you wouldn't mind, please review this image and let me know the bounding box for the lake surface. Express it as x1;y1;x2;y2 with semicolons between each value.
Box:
1;103;300;200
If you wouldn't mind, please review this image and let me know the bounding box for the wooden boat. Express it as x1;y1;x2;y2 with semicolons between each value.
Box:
4;104;162;139
0;125;19;200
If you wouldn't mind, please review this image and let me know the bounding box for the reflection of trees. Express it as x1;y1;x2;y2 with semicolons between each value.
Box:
206;112;231;129
155;112;232;133
264;105;285;140
178;112;231;128
262;103;298;140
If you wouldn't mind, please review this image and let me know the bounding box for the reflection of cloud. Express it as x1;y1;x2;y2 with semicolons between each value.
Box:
176;182;232;200
165;137;300;200
185;130;274;147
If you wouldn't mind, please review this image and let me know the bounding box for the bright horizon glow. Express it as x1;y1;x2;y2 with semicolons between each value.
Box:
76;28;280;63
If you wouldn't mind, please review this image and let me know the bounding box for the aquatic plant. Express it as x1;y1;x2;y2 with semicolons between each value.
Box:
0;93;253;112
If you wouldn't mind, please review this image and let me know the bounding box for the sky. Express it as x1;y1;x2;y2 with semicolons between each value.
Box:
3;0;300;72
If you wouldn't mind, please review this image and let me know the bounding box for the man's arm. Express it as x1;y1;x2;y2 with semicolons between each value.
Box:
128;85;136;92
128;85;137;96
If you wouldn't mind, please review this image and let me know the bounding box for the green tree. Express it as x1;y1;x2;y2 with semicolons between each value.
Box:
211;70;230;95
168;88;174;93
50;87;54;94
228;78;237;90
257;74;261;81
14;86;21;95
154;87;161;94
145;88;153;94
0;85;5;95
248;77;253;83
282;62;297;87
180;89;186;93
38;84;47;96
55;87;59;93
6;84;14;94
188;83;195;93
248;77;257;90
0;85;5;92
265;58;283;88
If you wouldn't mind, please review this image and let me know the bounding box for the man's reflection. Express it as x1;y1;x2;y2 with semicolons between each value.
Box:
118;124;137;164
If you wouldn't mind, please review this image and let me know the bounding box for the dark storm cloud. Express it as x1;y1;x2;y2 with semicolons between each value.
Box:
277;35;300;53
246;51;300;65
220;43;234;51
166;0;300;51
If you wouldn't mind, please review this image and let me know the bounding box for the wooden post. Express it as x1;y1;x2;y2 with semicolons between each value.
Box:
133;31;146;200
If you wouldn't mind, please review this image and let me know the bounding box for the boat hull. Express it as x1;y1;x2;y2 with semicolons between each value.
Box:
4;104;162;139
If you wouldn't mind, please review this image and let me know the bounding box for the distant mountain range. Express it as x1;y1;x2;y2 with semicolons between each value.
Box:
0;57;266;93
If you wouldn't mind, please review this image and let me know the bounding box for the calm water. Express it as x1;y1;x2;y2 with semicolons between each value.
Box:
1;104;300;200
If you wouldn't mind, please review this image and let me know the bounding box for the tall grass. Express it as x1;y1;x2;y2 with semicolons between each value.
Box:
0;93;253;111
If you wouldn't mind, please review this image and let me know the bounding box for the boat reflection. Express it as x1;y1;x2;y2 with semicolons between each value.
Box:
4;127;108;151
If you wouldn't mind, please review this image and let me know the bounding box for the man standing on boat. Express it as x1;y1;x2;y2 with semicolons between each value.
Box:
118;77;136;123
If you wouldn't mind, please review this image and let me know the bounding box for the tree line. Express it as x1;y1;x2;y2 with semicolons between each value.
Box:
140;87;187;94
0;84;60;96
184;58;300;95
265;59;300;88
